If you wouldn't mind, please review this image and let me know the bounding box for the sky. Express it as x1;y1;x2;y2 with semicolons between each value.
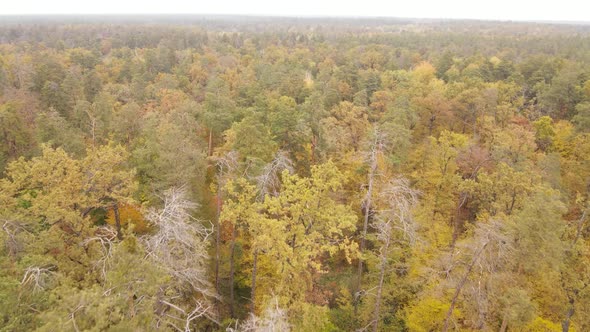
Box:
2;0;589;22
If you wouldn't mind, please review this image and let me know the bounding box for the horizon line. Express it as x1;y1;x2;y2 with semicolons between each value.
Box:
0;13;589;25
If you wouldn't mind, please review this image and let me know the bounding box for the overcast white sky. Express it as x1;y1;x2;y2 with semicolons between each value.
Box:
2;0;589;22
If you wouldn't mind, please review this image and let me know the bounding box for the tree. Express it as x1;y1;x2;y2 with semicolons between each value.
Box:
263;161;359;306
231;297;290;332
221;114;277;166
533;116;556;152
132;110;207;197
213;151;241;315
321;101;370;159
82;144;137;239
538;63;585;118
266;95;309;169
35;109;86;156
202;78;238;156
111;102;144;145
220;152;292;316
0;103;35;172
221;177;275;315
573;102;590;132
144;187;218;327
441;220;512;332
409;130;469;247
356;127;387;305
371;178;419;332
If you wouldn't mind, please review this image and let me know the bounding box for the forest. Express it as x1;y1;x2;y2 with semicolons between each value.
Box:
1;16;590;331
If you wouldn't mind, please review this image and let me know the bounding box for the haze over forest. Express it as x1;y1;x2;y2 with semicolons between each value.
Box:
1;15;590;331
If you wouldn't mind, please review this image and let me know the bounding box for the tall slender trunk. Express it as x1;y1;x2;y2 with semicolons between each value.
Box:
229;226;237;317
113;203;122;240
372;251;387;332
215;191;221;294
356;149;377;302
574;211;587;245
561;210;586;331
91;118;96;146
208;129;213;157
429;114;436;136
562;306;574;332
250;250;258;315
450;193;469;249
356;175;372;287
310;134;317;165
442;241;489;332
499;315;508;332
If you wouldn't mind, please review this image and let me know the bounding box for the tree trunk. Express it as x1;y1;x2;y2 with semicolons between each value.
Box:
562;297;575;332
574;210;587;245
113;203;122;240
214;191;221;295
229;226;237;317
208;129;213;157
561;210;586;331
499;315;508;332
356;182;372;286
450;193;469;249
429;115;436;136
442;241;488;332
250;250;258;315
372;254;387;332
310;135;316;165
356;149;377;305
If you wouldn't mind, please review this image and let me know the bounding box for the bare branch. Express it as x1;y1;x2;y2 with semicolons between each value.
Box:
67;304;85;332
377;177;420;245
442;219;513;332
21;265;56;292
160;298;217;331
255;151;293;200
144;187;217;308
213;150;241;186
1;219;30;258
233;297;290;332
82;226;118;281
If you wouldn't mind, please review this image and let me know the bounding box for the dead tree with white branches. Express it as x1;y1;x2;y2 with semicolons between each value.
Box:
356;128;388;310
255;151;293;200
371;177;419;332
228;297;290;332
441;220;512;332
2;219;29;259
82;226;118;281
21;265;57;293
144;187;217;328
157;299;213;332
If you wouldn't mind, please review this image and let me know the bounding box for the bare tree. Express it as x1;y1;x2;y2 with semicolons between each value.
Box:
356;128;388;310
228;297;290;332
2;219;29;258
371;177;419;332
255;150;293;200
82;226;118;281
67;304;85;332
442;220;512;332
144;187;217;327
21;265;56;292
159;299;214;332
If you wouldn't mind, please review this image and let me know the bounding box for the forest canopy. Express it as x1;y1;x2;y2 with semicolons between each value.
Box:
1;16;590;331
